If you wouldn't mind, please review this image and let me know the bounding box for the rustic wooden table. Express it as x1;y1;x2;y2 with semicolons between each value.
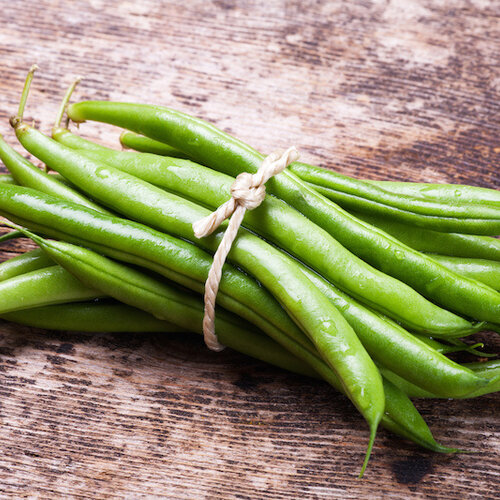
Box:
0;1;498;498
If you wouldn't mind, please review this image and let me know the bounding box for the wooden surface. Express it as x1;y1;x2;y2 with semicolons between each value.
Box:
0;0;499;497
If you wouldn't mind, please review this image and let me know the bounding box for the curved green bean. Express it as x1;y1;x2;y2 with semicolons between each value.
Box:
1;300;183;332
290;162;500;221
308;182;500;235
427;255;500;291
367;179;500;207
0;229;24;243
352;211;500;261
0;265;100;313
120;130;188;158
0;248;53;281
0;134;107;214
382;362;500;399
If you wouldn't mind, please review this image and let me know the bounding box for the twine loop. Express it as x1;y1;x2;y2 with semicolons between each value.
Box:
193;146;299;351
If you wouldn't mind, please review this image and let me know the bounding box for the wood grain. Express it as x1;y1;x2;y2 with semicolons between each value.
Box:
0;0;498;497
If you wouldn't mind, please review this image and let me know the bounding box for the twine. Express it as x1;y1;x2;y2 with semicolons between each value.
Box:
192;146;300;351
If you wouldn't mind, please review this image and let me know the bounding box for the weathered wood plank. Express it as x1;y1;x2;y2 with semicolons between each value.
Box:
0;0;498;497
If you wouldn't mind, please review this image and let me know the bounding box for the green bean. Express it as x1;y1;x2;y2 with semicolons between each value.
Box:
366;179;500;207
352;211;500;261
12;127;386;455
63;102;500;323
0;229;24;243
426;255;500;291
51;130;481;335
1;300;183;332
290;162;500;222
0;134;109;215
307;182;500;235
0;174;16;184
120;130;189;158
0;248;53;281
0;265;100;313
382;361;500;399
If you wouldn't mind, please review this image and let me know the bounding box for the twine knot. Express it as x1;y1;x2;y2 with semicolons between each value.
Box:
193;146;299;351
230;172;266;210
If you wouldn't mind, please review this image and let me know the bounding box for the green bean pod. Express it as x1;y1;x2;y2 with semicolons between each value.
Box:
120;130;188;158
0;229;24;243
0;174;16;184
12;126;386;447
382;361;500;399
0;134;109;214
290;162;500;222
51;129;482;335
426;255;500;291
0;248;53;281
308;182;500;235
352;211;500;261
367;179;500;207
63;102;500;323
0;265;100;313
1;300;183;332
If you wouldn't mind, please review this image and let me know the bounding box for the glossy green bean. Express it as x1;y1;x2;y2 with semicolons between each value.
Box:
367;179;500;207
0;134;109;215
120;130;189;158
1;300;183;332
0;229;24;243
0;265;100;313
0;248;53;281
64;102;500;323
13;126;385;451
308;182;500;235
352;211;500;261
51;130;481;336
382;361;500;399
0;174;16;184
426;255;500;291
290;162;500;221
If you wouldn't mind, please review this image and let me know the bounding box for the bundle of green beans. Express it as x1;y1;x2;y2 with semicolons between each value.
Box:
0;68;498;476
